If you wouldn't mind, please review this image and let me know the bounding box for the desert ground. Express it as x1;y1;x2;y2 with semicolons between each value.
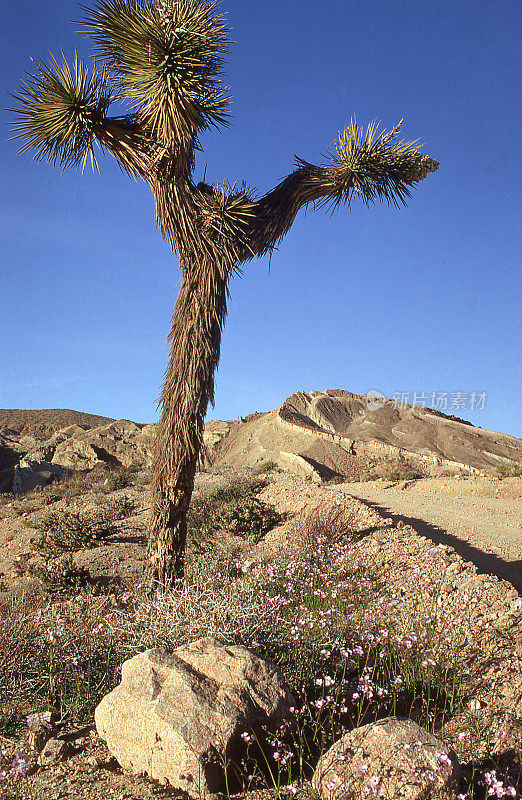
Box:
0;400;520;799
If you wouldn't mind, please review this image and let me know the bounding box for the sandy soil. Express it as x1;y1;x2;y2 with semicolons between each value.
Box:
336;477;522;592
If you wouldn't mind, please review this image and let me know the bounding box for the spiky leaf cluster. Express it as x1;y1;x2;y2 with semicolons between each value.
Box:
324;119;439;209
199;182;255;260
83;0;230;141
11;54;111;171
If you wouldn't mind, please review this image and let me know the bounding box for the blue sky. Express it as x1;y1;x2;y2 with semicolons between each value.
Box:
1;0;521;436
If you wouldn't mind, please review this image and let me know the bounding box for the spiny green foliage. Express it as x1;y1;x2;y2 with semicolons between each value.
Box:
11;53;111;171
83;0;230;141
200;182;256;253
322;118;438;209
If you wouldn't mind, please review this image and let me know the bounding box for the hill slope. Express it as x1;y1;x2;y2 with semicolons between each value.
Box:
0;409;114;440
206;390;522;479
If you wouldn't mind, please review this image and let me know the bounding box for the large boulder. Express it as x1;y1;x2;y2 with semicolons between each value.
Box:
312;717;459;800
95;637;295;798
12;458;69;495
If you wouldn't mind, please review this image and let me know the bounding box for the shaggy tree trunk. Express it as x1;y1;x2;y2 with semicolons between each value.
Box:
147;254;229;587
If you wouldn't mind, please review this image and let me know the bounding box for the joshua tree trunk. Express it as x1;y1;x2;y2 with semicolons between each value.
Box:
147;252;229;585
145;149;438;588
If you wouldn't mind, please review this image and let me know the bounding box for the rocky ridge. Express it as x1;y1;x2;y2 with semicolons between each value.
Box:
0;419;155;494
2;392;521;494
209;390;522;478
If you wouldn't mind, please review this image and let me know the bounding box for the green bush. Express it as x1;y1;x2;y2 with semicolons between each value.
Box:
27;497;135;559
376;457;424;482
187;476;282;556
14;553;92;592
254;459;279;475
326;474;345;485
30;509;117;558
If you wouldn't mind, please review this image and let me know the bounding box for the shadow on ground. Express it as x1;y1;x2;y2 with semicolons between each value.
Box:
348;495;522;594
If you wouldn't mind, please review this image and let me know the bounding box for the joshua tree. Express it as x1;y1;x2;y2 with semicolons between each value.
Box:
12;0;438;587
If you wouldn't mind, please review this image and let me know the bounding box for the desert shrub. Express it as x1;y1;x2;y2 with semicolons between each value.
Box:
15;500;136;591
28;508;118;558
326;474;345;485
494;462;522;479
376;456;424;482
341;463;380;482
27;469;96;506
101;468;132;492
97;463;148;492
254;459;278;475
42;490;62;505
186;476;282;557
118;503;375;690
296;502;360;548
54;470;94;498
109;495;136;519
14;553;92;592
52;462;143;496
130;467;153;487
25;497;135;559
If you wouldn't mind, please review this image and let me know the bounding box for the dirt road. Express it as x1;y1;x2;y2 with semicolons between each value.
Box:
338;478;522;592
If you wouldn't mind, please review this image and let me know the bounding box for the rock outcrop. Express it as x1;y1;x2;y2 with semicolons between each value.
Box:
95;638;294;798
12;458;69;495
312;717;459;800
1;418;156;493
49;420;156;471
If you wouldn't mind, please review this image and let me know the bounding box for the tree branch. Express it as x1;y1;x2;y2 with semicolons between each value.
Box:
92;115;152;176
245;120;439;259
246;162;339;258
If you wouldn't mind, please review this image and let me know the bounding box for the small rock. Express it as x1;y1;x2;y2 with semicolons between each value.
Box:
26;710;55;752
445;561;462;575
38;738;68;766
509;598;522;614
